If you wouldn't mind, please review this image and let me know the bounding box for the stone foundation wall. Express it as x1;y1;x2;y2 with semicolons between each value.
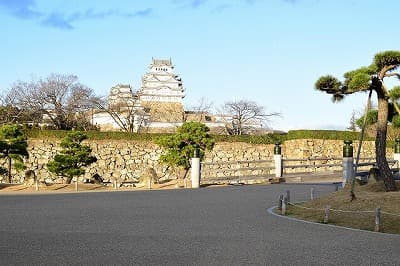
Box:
1;138;394;183
141;102;184;122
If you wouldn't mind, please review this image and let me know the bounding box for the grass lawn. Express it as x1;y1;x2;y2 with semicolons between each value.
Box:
283;181;400;234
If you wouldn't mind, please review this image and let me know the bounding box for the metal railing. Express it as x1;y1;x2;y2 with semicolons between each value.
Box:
200;157;398;185
200;159;274;184
282;157;342;174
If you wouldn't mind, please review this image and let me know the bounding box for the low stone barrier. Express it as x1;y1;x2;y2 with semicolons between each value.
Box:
0;138;394;184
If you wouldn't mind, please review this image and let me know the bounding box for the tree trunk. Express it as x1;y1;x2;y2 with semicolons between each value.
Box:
65;176;73;184
7;157;11;183
376;97;397;191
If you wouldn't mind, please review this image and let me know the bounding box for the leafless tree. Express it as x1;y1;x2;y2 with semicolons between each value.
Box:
222;99;280;135
183;97;214;122
91;94;150;133
8;73;98;130
0;89;28;124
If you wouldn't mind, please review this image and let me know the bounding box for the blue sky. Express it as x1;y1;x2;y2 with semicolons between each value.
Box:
1;0;399;131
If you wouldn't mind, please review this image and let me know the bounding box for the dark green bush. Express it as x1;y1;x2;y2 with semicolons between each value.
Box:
23;129;371;144
284;130;368;141
24;129;171;141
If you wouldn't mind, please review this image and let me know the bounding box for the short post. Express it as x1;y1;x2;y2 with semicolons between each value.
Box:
274;142;283;178
342;140;354;188
75;179;78;192
375;207;381;232
281;196;287;215
114;179;118;190
148;177;152;189
278;194;283;210
394;138;400;171
324;205;331;223
286;190;290;203
191;146;201;189
310;187;315;200
35;179;39;191
237;161;241;184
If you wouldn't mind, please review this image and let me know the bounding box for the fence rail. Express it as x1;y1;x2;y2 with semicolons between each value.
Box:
199;156;399;185
200;159;274;184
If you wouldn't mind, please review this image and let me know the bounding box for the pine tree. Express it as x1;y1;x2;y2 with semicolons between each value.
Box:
315;50;400;191
347;111;358;131
47;131;97;184
0;124;28;183
156;122;214;176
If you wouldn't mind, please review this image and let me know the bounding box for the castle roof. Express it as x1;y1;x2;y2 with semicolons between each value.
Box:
151;58;173;67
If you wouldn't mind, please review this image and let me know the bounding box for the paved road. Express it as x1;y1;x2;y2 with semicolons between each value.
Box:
0;184;399;265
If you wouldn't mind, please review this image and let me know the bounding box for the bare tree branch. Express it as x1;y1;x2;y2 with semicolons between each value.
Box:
91;90;150;133
222;99;280;135
8;73;98;129
184;97;214;122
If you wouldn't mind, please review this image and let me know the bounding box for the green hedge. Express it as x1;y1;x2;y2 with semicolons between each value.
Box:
211;134;282;144
284;130;372;141
24;129;170;141
24;129;371;144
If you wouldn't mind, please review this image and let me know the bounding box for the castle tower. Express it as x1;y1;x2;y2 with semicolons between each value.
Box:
108;84;136;110
138;58;185;122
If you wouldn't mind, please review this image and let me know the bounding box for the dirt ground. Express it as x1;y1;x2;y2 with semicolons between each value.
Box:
0;179;208;194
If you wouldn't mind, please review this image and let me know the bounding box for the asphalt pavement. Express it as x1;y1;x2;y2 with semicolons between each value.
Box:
0;184;399;265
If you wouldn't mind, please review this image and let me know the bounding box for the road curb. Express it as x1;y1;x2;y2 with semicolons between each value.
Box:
267;205;400;237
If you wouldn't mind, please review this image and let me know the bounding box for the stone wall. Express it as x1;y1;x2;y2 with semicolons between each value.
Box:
204;139;388;162
141;102;184;122
1;139;161;183
2;138;394;183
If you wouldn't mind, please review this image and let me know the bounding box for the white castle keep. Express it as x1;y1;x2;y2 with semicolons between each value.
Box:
139;58;185;103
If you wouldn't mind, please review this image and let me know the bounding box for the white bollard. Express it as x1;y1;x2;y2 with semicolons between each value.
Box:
274;154;282;178
274;142;283;178
191;157;201;188
342;140;354;188
342;157;354;187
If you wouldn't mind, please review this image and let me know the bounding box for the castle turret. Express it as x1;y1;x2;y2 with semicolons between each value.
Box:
108;84;135;110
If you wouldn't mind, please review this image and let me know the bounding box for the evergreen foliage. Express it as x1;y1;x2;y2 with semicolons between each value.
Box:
355;110;378;128
47;131;97;184
155;122;214;170
347;111;358;131
284;130;364;141
0;124;28;183
24;128;374;144
315;50;400;191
